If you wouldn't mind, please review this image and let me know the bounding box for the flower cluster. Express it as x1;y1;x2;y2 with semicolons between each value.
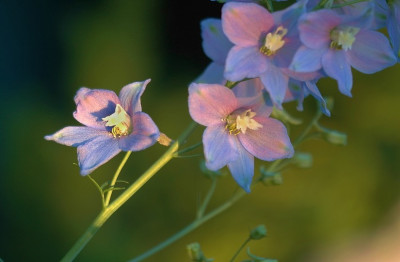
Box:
190;0;398;191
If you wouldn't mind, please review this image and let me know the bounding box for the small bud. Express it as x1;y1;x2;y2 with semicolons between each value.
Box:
271;107;302;125
260;166;283;186
187;242;214;262
157;133;172;146
323;129;347;146
293;152;313;168
250;225;267;240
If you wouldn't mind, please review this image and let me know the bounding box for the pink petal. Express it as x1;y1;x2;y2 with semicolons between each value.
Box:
222;2;274;46
73;88;120;129
189;83;238;126
119;79;151;115
238;117;293;161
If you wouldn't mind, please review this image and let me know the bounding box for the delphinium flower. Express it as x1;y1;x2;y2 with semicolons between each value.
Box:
222;1;313;108
45;80;160;175
188;83;294;192
290;8;397;96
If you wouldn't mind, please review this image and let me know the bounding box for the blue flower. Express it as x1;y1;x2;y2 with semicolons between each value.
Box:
45;80;160;175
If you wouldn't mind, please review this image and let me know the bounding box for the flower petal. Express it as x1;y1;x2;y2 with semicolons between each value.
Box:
45;126;110;147
224;46;268;82
305;81;330;116
118;112;160;151
228;146;254;193
347;30;397;74
195;62;225;84
77;134;121;175
290;45;324;72
189;83;238;126
203;124;239;171
299;10;341;49
238;117;294;161
201;18;233;64
73;88;120;129
222;2;274;46
260;65;289;108
322;49;353;96
119;79;151;115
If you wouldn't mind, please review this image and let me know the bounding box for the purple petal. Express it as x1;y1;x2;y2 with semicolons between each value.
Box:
299;10;341;49
45;126;110;147
290;46;325;72
260;65;289;108
195;62;225;84
189;83;238;126
118;112;160;151
119;79;150;115
77;135;121;175
203;124;239;171
387;2;400;61
322;49;353;96
227;146;254;193
224;46;268;81
73;88;120;129
347;30;397;74
238;117;294;161
222;2;274;46
201;18;233;64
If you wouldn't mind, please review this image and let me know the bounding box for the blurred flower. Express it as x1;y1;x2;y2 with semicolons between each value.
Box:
290;9;397;96
45;80;160;175
222;1;308;107
188;83;293;192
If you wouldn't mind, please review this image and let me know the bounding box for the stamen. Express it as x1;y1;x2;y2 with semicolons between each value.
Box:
224;109;263;135
102;104;131;137
330;27;359;51
260;26;288;56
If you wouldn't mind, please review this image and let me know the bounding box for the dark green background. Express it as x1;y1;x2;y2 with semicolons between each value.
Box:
1;1;399;261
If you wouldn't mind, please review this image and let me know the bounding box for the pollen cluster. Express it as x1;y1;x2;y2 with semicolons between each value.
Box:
102;104;132;137
224;109;263;135
260;26;288;56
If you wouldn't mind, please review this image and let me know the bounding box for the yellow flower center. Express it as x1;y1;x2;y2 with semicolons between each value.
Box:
330;26;359;51
102;104;131;137
260;26;288;56
224;109;263;135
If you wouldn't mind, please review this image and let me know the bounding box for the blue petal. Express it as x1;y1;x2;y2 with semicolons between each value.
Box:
203;124;239;171
201;18;232;64
227;145;254;193
224;46;268;82
304;81;330;117
195;62;225;84
348;30;397;73
77;135;121;175
322;49;353;97
260;65;289;108
118;112;160;151
119;79;151;115
45;126;109;147
290;46;324;72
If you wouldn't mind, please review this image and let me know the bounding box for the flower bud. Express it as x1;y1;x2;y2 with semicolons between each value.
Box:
323;129;347;146
271;107;302;125
157;133;172;146
260;167;283;186
187;242;214;262
293;152;313;168
250;225;267;240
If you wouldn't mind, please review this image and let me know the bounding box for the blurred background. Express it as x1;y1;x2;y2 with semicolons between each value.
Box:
1;1;400;261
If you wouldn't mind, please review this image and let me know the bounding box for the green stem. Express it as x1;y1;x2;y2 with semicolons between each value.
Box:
60;121;198;262
293;110;322;147
175;141;202;156
104;151;132;207
87;175;106;208
230;237;251;262
129;189;247;262
196;177;218;219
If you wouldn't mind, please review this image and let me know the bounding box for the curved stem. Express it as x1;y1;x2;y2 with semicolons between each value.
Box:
60;121;198;262
104;151;132;207
196;177;218;219
230;237;251;262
